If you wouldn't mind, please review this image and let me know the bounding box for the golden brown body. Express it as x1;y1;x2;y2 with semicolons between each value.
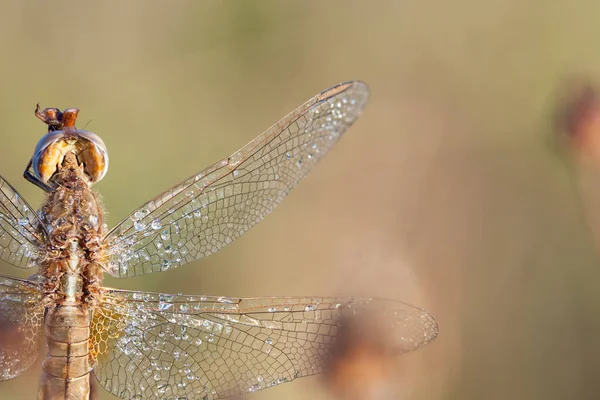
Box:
40;305;91;400
38;152;106;400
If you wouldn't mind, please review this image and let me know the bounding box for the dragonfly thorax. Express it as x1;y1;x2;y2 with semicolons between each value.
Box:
30;106;109;189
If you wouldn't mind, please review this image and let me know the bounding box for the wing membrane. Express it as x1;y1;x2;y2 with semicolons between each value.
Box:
92;289;437;399
0;177;46;268
105;81;369;277
0;275;44;380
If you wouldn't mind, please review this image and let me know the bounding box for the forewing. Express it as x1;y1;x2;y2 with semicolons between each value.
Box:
105;81;369;277
92;290;437;399
0;275;44;380
0;177;46;268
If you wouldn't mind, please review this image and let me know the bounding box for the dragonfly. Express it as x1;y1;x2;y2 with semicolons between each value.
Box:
0;81;438;400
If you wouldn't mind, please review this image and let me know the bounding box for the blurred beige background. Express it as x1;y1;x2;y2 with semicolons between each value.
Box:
1;0;600;399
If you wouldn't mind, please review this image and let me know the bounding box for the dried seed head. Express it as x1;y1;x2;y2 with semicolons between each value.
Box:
557;78;600;164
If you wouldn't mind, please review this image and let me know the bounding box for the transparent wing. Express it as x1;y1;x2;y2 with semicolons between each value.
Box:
92;290;437;399
0;176;47;268
105;81;369;277
0;275;44;380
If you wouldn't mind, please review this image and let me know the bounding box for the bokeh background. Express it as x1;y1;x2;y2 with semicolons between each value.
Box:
1;0;600;399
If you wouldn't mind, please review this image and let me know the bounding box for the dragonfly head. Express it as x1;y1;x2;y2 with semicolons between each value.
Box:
29;105;109;187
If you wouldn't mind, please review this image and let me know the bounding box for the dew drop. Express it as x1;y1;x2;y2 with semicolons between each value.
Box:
89;214;99;227
249;384;260;392
134;209;148;220
151;220;162;230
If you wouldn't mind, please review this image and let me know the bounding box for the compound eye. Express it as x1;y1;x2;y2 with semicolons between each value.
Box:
76;131;109;183
31;131;67;183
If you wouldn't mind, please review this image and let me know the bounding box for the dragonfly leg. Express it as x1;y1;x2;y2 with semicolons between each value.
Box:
23;159;53;192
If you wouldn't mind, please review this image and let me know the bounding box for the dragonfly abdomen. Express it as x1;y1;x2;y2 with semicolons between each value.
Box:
40;304;92;400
